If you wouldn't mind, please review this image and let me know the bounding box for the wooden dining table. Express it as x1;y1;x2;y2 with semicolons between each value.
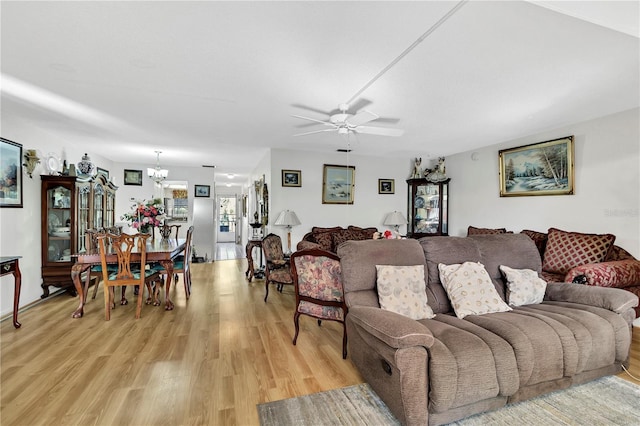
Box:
70;237;186;318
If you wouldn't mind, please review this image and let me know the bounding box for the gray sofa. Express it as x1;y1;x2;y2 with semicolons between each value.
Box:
337;234;638;426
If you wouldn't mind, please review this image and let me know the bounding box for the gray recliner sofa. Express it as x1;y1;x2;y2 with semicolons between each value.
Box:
337;234;638;426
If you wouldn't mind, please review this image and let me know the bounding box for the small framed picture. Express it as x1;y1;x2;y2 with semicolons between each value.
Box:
195;184;210;198
124;169;143;186
282;169;301;187
97;167;109;179
378;179;395;194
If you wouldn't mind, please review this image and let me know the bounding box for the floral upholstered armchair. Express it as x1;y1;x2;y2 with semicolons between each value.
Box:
261;233;293;302
290;249;348;358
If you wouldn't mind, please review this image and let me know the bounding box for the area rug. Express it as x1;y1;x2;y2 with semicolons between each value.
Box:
257;375;640;425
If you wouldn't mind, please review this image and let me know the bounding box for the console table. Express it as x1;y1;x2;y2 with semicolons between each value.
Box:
245;239;264;282
1;256;22;328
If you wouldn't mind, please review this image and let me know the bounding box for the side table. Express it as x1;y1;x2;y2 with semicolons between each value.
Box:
1;256;22;328
245;239;265;282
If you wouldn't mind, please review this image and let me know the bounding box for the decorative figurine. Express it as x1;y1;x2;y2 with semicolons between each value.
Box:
22;149;40;178
411;157;422;178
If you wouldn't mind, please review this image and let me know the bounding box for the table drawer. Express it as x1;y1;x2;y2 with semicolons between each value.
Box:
1;260;16;275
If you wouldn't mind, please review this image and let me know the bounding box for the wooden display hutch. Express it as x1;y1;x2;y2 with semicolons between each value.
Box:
41;174;117;298
406;178;450;238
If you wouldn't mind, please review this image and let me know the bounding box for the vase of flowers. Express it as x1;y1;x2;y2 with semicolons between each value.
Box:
121;198;166;235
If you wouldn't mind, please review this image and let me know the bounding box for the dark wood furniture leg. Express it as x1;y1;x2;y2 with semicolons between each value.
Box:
70;263;90;318
1;257;23;328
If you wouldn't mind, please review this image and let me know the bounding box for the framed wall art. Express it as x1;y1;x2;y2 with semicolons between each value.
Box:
499;135;574;197
124;169;143;186
282;169;301;187
0;138;23;208
195;184;210;198
378;178;395;194
322;164;355;204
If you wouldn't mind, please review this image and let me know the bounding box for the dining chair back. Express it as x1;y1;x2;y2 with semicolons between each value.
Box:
291;249;348;358
85;227;129;303
158;224;181;240
151;225;194;299
261;233;293;302
97;232;159;320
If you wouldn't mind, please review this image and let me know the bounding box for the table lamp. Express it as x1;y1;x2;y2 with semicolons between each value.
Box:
274;210;301;255
384;211;407;234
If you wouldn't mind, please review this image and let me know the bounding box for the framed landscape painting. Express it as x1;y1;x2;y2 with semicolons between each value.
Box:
322;164;355;204
0;138;23;207
124;169;143;186
499;136;574;197
282;169;301;187
195;184;210;198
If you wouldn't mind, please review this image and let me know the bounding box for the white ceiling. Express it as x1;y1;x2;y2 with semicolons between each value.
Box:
2;1;638;187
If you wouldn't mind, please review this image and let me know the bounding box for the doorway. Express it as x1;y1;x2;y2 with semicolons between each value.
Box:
217;195;237;243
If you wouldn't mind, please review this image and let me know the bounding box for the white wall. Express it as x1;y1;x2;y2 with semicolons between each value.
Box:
268;149;415;249
446;108;640;258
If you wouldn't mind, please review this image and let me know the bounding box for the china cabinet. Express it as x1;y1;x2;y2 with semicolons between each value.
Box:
40;174;117;297
406;178;450;238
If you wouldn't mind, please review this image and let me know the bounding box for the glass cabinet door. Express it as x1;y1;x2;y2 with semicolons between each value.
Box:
46;185;72;262
76;183;91;252
413;183;440;235
105;187;116;228
93;183;104;230
407;178;450;238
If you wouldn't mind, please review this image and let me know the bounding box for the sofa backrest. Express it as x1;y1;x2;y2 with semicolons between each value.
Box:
338;239;427;309
420;234;542;313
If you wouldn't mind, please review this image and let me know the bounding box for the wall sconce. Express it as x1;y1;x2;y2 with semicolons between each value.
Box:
148;150;168;185
383;211;407;233
23;149;40;178
274;209;301;255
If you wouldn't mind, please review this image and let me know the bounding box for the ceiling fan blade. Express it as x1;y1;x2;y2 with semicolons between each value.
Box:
293;128;337;137
291;104;339;117
346;110;379;127
355;126;405;137
291;115;334;126
375;117;401;124
348;98;373;113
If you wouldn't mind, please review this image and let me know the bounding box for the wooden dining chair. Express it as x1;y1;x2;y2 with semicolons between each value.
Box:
157;224;181;240
97;232;160;320
290;249;348;358
150;225;194;300
262;233;293;302
84;227;130;304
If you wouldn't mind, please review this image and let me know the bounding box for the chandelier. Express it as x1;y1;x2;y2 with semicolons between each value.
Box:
148;151;168;185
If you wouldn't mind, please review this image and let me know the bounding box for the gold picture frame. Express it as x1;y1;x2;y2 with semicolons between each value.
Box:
499;136;574;197
322;164;355;204
282;169;301;187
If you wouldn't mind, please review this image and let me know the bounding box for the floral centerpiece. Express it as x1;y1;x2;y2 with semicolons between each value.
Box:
121;198;166;235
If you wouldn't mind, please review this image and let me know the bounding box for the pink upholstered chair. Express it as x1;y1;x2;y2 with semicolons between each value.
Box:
290;249;348;359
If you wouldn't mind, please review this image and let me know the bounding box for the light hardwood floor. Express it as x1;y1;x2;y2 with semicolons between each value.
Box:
1;261;639;425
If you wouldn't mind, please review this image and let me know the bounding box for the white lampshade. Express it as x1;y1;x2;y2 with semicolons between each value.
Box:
274;210;301;228
384;211;407;227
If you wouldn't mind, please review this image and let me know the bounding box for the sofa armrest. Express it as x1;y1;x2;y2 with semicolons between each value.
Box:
564;260;640;289
545;282;639;314
348;306;435;349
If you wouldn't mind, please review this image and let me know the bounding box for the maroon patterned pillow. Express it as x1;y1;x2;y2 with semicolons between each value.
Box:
542;228;616;275
312;231;334;251
521;229;548;258
606;245;636;261
348;226;378;239
467;226;507;236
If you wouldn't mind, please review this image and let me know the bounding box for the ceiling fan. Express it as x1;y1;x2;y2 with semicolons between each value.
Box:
292;100;404;138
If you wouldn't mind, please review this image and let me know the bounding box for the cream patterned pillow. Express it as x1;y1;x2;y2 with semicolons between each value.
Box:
499;265;547;306
438;262;512;319
376;265;435;320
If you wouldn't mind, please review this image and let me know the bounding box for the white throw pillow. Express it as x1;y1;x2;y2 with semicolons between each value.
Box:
499;265;547;306
438;261;512;319
376;265;435;320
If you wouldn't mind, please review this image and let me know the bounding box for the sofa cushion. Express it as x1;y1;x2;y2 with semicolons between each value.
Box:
332;227;369;251
376;264;435;320
438;262;512;319
520;229;548;258
348;225;378;239
564;260;640;290
312;231;334;251
499;265;547;306
467;226;508;235
542;228;616;275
